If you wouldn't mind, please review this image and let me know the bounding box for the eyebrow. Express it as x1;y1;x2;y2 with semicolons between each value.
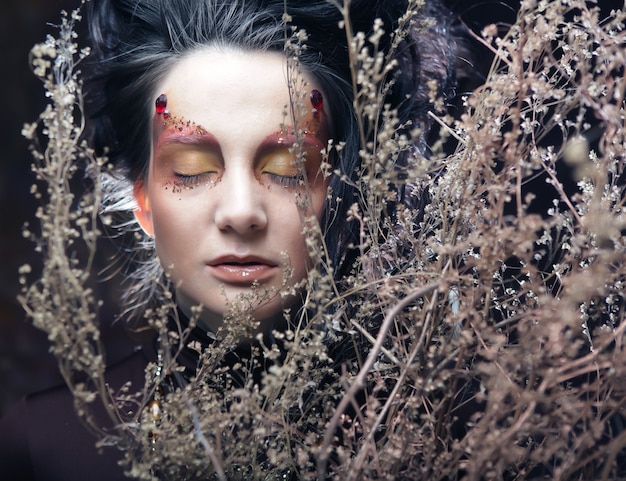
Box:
261;129;326;151
154;125;326;157
155;129;219;152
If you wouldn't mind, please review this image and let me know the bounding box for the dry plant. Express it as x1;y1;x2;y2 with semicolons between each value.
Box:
19;0;626;480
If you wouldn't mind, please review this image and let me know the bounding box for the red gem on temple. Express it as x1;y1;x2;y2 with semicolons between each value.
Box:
310;89;323;112
155;94;167;114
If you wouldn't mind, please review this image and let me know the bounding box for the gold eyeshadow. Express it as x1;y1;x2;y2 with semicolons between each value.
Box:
258;148;300;178
152;114;329;192
154;143;222;188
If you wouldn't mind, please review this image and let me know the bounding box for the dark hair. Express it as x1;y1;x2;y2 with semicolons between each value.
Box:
86;0;458;305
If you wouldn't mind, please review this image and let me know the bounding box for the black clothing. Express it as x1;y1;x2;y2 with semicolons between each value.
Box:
0;313;274;481
0;348;150;481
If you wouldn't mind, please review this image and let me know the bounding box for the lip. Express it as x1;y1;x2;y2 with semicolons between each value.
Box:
207;255;278;285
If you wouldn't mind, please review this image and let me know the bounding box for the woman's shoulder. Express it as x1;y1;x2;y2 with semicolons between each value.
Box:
0;347;150;481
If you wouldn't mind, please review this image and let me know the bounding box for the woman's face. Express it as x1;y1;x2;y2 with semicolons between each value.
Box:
134;48;330;333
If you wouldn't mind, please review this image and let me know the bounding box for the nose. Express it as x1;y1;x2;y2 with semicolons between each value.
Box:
214;168;267;234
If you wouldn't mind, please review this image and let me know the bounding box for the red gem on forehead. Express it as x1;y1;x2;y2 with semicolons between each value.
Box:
155;94;167;114
310;89;323;111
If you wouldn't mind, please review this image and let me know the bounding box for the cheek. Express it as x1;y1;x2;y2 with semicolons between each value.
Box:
279;190;325;269
310;180;329;219
150;193;202;252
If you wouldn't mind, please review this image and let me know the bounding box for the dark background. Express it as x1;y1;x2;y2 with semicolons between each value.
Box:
2;0;620;418
0;0;136;417
0;0;77;416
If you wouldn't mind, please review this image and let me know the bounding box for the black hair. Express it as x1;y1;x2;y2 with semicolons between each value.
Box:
85;0;458;310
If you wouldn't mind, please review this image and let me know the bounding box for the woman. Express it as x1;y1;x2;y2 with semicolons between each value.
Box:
0;0;459;479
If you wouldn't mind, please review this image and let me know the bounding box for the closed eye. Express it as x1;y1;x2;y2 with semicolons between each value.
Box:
261;172;301;187
173;171;219;188
257;147;302;188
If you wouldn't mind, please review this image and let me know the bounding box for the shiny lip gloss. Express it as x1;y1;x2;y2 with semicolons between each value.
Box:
207;255;278;285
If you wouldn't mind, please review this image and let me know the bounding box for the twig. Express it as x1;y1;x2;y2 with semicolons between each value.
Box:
317;282;438;478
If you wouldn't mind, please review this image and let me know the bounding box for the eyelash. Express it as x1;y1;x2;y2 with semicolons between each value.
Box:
262;172;301;188
173;172;217;187
172;170;305;189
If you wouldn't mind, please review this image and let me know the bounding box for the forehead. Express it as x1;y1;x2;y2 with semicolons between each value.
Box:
155;47;318;129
